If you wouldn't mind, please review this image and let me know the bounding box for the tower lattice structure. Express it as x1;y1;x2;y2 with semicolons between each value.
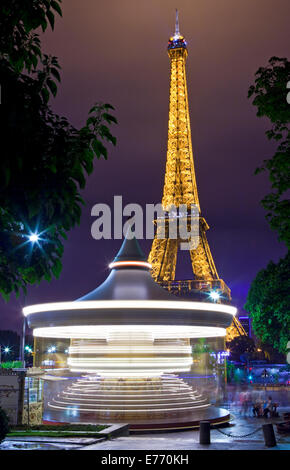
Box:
148;12;245;341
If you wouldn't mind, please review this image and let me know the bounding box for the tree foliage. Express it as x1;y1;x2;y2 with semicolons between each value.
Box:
246;57;290;354
192;338;213;354
248;56;290;248
226;336;256;362
0;407;10;443
0;1;117;300
245;252;290;354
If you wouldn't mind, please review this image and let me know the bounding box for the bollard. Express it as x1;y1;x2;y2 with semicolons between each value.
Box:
262;423;276;447
199;420;211;445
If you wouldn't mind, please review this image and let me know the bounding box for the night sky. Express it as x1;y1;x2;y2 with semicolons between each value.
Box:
1;0;289;332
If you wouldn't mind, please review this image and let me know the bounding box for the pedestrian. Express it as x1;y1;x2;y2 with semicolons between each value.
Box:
239;391;245;415
253;399;261;417
263;396;273;418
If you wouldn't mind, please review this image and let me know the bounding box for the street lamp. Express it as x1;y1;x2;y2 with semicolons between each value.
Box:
28;233;39;243
20;231;42;368
209;291;220;302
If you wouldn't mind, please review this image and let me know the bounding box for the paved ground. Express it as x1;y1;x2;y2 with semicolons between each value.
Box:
81;438;290;451
2;406;290;451
81;407;290;451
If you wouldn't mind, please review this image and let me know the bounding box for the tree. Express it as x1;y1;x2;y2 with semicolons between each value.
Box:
226;336;256;362
245;252;290;354
0;1;117;300
246;57;290;355
0;407;10;443
248;57;290;248
192;338;213;354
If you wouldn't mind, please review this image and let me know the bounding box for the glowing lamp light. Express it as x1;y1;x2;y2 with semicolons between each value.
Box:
4;347;10;353
209;291;220;301
29;233;39;243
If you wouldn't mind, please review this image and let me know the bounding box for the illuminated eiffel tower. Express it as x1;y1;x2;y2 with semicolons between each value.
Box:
148;11;245;341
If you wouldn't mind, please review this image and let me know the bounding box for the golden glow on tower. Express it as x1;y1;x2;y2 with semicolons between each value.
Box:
148;13;246;342
162;39;200;210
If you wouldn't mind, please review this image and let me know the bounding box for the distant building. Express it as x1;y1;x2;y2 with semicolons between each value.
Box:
238;315;252;337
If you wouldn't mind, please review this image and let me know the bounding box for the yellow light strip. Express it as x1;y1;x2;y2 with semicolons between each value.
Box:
70;367;189;377
67;357;193;364
32;325;227;339
59;396;205;404
69;388;191;393
70;383;192;389
23;300;237;316
63;392;196;399
52;398;206;408
68;346;192;354
76;378;188;384
48;403;210;412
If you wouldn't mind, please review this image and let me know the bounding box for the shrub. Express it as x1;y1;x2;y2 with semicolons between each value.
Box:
0;407;10;443
0;361;23;369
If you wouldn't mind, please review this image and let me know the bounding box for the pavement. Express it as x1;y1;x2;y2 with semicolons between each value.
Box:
80;407;290;451
81;438;290;451
2;406;290;451
80;427;290;451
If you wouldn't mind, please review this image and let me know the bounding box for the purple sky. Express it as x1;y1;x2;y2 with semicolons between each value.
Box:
1;0;289;332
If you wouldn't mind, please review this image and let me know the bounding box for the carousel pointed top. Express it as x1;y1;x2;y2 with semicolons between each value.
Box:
109;228;151;270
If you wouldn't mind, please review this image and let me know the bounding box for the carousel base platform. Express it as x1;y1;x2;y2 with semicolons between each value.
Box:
43;407;230;433
128;407;230;432
43;374;230;432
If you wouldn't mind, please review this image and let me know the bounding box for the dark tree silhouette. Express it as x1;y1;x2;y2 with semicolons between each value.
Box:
248;56;290;248
0;1;117;300
246;57;290;355
245;253;290;354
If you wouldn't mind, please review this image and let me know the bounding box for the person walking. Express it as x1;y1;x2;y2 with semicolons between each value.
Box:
263;396;273;418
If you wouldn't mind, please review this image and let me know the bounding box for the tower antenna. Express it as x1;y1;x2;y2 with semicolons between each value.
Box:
175;9;180;36
149;11;247;342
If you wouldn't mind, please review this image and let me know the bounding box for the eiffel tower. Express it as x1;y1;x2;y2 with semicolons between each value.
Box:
148;11;245;341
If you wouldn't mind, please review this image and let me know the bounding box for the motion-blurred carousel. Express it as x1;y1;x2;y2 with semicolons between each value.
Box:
24;237;235;430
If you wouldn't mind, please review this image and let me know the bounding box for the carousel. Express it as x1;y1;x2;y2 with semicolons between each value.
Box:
23;236;236;431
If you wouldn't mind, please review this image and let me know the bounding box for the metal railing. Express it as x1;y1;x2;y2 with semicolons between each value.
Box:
158;279;231;302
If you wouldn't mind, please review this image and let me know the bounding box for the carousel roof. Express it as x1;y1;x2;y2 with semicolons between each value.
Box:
77;236;176;302
23;236;236;334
